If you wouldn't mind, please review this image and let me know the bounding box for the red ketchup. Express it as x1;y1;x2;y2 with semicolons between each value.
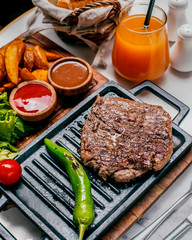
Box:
13;83;53;113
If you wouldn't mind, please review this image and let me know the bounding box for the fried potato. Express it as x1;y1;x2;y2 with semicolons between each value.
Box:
1;39;60;90
32;69;48;82
44;50;61;61
0;39;24;56
33;45;49;70
24;47;35;72
0;53;6;82
0;87;5;92
5;41;20;85
0;44;9;57
20;68;36;81
3;82;16;89
17;40;26;64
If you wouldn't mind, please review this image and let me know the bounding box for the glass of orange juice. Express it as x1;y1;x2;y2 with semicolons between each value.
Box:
112;3;169;82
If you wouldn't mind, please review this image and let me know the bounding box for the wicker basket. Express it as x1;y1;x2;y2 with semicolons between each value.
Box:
29;0;135;44
59;1;121;45
25;0;134;67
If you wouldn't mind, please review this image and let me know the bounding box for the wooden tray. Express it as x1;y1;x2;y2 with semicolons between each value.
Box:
16;33;108;150
7;33;192;239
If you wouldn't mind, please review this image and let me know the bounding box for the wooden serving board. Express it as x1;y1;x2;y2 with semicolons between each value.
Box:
14;33;192;239
16;33;108;150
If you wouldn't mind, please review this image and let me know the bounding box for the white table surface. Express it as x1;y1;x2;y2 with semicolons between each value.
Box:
0;0;192;239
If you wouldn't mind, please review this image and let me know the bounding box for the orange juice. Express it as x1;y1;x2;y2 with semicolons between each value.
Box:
112;13;169;82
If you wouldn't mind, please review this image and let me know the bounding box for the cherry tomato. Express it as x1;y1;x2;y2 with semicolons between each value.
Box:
0;159;22;185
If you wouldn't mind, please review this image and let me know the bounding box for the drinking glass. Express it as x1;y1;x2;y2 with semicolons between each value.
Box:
112;3;169;82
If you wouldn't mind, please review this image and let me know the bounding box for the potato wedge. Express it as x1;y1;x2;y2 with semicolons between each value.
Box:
33;45;49;69
17;40;26;64
32;69;48;82
44;50;61;61
5;41;20;85
0;44;9;57
24;47;35;72
0;53;6;82
0;39;25;57
0;87;5;92
20;68;36;81
3;82;16;89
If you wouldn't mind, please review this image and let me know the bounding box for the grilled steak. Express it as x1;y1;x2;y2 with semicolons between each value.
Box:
80;95;173;182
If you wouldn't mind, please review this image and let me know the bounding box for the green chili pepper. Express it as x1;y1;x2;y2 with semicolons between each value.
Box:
44;138;95;240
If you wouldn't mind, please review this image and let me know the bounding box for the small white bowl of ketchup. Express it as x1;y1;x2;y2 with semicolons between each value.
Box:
48;56;93;96
9;80;57;122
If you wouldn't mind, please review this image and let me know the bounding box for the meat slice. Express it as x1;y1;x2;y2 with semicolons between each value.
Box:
80;95;173;182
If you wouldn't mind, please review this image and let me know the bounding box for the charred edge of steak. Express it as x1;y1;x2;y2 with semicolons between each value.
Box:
80;95;173;183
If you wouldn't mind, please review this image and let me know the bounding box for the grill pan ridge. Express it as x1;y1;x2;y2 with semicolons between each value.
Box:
0;80;192;240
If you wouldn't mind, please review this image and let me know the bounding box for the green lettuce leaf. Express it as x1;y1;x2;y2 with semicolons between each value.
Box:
14;117;27;138
0;141;20;152
0;149;19;161
0;92;34;144
0;141;19;161
0;92;35;160
0;109;18;143
0;91;11;109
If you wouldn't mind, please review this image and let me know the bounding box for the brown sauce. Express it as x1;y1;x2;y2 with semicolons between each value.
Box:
51;60;89;87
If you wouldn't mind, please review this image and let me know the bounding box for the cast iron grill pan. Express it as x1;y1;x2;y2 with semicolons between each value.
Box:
1;81;192;240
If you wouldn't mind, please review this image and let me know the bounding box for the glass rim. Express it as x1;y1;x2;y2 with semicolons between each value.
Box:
119;2;167;34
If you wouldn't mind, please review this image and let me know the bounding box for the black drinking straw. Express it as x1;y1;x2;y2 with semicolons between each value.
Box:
144;0;156;27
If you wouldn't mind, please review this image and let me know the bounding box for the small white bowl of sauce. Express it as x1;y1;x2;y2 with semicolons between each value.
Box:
48;57;93;96
9;80;57;122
